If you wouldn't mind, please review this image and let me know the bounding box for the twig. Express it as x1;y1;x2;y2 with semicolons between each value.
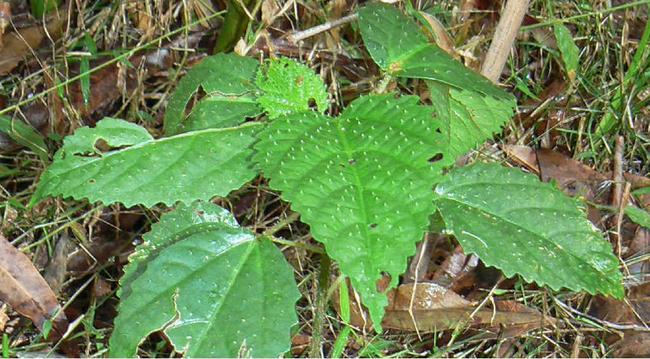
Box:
309;254;331;358
288;13;358;43
611;136;625;210
263;211;301;236
553;297;650;332
481;0;531;83
610;136;626;256
267;236;324;254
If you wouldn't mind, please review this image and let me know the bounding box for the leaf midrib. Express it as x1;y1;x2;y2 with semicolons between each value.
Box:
189;239;257;356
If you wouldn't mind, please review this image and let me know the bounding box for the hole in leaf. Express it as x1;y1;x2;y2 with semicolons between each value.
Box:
182;86;208;121
88;179;96;184
348;158;357;165
369;223;377;229
307;98;318;110
377;273;391;293
428;153;443;163
435;128;442;134
94;139;130;154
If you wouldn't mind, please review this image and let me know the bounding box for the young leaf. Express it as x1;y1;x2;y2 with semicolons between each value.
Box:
435;163;624;298
357;3;512;101
428;84;515;162
553;23;580;82
254;94;445;330
164;54;259;135
256;57;329;119
31;118;261;208
110;202;300;357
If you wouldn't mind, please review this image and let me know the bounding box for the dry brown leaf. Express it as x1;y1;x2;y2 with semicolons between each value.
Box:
382;283;552;333
335;281;552;335
504;146;650;207
290;334;311;357
418;11;456;56
430;245;479;291
504;146;607;201
0;234;68;339
611;333;650;357
590;282;650;355
0;13;65;75
42;236;73;293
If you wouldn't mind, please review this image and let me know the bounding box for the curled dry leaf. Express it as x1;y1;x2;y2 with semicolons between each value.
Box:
0;234;68;339
382;283;552;334
335;281;553;335
417;11;455;56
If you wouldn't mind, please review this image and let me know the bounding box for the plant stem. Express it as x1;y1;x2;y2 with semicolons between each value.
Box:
308;253;331;358
263;211;301;236
267;236;324;254
481;0;530;83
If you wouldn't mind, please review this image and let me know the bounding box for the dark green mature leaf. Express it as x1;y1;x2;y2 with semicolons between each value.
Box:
435;163;624;298
255;94;445;330
358;3;516;160
256;58;329;119
357;3;512;101
0;115;49;161
31;118;260;208
428;84;515;162
110;202;300;357
183;96;262;132
164;54;259;135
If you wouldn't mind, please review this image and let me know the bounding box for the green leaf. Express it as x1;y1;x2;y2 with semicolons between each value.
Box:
428;83;516;162
0;115;49;161
357;2;516;158
435;163;624;298
32;118;260;208
183;96;262;132
553;23;580;82
357;3;512;101
357;3;427;71
625;206;650;229
110;202;300;357
256;57;329;119
254;94;445;330
164;54;259;135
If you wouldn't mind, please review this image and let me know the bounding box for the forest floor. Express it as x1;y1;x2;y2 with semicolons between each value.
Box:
0;0;649;357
